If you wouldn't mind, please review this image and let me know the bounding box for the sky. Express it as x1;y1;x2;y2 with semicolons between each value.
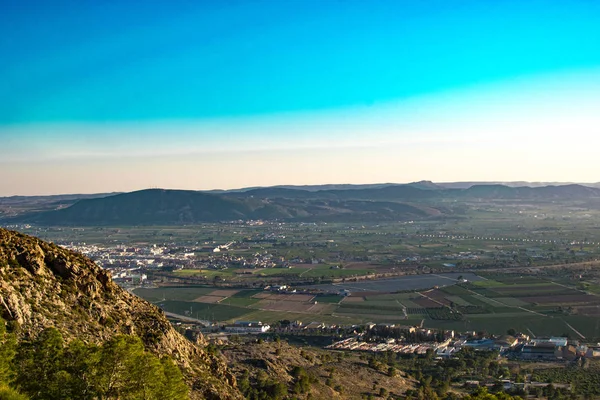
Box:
1;0;600;195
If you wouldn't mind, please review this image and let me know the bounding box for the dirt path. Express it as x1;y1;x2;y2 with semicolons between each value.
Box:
396;299;408;319
418;292;445;307
563;320;586;339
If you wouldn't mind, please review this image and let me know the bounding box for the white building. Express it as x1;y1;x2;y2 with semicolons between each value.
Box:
225;321;270;334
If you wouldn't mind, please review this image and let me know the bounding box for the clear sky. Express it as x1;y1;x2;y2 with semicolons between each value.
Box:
2;0;600;195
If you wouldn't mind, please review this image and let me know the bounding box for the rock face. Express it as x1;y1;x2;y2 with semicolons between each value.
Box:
0;228;242;399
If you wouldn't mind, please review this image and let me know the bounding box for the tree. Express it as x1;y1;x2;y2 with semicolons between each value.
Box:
0;385;29;400
13;327;67;400
0;318;25;400
11;330;188;400
0;318;16;386
388;366;397;377
92;335;188;400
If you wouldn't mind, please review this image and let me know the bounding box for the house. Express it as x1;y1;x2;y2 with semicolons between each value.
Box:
521;342;559;360
585;346;600;358
224;321;270;334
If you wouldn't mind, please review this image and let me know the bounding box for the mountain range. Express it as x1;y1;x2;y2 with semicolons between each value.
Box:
3;182;600;226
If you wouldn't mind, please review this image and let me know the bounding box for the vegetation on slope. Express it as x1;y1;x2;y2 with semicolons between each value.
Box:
1;317;188;399
0;228;242;399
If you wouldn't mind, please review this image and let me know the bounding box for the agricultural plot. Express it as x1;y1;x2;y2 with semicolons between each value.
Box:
413;297;442;308
493;297;530;306
254;299;334;314
440;285;472;296
471;280;507;288
444;295;472;306
240;309;365;325
393;298;422;309
133;276;600;339
134;286;215;302
363;292;421;301
340;296;365;303
315;294;344;303
421;289;453;306
156;300;249;321
194;295;225;303
230;289;263;298
337;302;405;313
252;293;315;302
576;305;600;316
406;308;427;315
476;275;548;285
469;295;507;307
218;297;261;307
493;285;577;297
300;272;484;292
466;287;504;298
208;289;240;297
519;294;600;305
300;267;375;278
174;269;234;278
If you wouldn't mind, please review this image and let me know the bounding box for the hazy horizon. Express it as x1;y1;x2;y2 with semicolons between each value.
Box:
3;179;600;198
2;1;600;196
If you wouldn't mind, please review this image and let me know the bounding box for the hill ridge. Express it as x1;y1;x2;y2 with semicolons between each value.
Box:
0;228;242;399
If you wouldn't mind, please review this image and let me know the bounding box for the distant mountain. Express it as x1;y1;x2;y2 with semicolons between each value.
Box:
11;189;253;225
5;188;441;226
407;180;445;190
435;181;589;189
0;192;119;218
4;183;600;226
458;184;600;199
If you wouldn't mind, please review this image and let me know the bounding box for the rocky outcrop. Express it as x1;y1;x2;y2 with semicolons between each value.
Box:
0;228;242;399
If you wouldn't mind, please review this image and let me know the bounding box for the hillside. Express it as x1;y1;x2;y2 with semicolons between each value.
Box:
0;228;242;399
15;189;253;225
4;183;600;226
222;339;414;399
6;189;440;226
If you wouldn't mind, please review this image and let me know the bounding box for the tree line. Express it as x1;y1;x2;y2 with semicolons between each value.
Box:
0;317;188;400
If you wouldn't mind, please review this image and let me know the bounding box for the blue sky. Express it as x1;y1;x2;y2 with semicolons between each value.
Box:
2;0;600;194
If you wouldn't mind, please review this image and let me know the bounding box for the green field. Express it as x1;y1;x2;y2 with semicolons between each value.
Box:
131;280;600;339
157;300;249;321
133;286;214;302
218;297;261;307
314;294;343;304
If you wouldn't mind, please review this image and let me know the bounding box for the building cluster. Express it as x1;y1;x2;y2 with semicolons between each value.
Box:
327;326;600;362
224;321;271;334
327;337;452;355
59;241;290;287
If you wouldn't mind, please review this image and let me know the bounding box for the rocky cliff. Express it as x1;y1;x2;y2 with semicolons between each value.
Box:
0;228;242;399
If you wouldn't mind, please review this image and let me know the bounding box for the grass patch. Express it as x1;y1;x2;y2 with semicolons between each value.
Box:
231;289;263;298
445;295;473;306
440;285;472;295
156;300;249;321
174;269;234;278
134;286;214;302
219;297;261;307
314;294;343;304
494;297;530;306
472;280;506;288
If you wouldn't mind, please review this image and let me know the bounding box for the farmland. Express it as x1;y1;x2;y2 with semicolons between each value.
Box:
12;194;600;340
134;273;600;339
